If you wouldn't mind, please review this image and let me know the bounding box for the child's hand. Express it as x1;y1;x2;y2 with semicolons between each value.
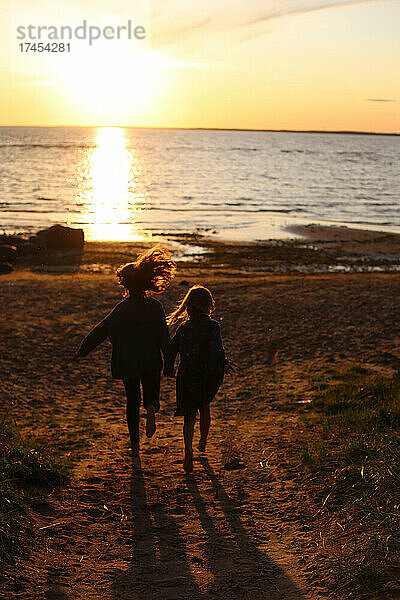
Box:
164;368;175;378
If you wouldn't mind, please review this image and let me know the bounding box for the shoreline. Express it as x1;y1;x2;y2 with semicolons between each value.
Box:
2;223;400;276
285;222;400;256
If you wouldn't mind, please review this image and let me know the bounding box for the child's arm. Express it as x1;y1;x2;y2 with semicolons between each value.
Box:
157;302;171;369
76;319;109;358
212;321;225;359
73;311;114;360
164;331;179;377
213;321;236;375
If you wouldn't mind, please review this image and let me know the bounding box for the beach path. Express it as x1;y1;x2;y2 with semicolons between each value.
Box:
13;399;321;600
2;268;399;599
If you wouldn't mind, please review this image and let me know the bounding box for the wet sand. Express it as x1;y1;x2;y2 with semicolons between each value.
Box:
288;223;400;257
1;225;400;599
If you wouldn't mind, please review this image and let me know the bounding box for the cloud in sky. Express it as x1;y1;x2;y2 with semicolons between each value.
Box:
3;0;400;130
244;0;396;26
146;0;398;55
150;0;396;35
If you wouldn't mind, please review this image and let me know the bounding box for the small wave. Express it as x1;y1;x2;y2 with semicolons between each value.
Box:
124;206;297;214
230;147;259;152
259;208;298;213
0;202;37;208
368;202;396;206
280;149;316;155
355;195;380;201
336;151;379;161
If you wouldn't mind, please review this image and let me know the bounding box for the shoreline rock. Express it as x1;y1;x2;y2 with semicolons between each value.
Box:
0;225;84;273
31;225;84;251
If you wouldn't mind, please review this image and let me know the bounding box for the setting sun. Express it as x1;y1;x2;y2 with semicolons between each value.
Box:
53;48;166;123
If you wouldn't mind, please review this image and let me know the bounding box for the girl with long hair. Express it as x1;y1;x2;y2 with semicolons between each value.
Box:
73;247;176;457
166;285;231;473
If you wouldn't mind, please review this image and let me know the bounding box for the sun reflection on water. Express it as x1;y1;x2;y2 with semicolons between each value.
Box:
76;127;146;241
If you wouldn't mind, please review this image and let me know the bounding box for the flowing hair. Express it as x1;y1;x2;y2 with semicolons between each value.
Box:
167;285;215;325
117;247;176;296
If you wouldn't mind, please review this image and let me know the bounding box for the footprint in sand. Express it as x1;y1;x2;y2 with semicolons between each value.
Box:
31;500;59;517
143;446;165;454
45;587;69;600
84;476;103;484
79;489;103;503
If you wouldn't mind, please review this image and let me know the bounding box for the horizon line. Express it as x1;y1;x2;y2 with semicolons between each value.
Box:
0;125;399;136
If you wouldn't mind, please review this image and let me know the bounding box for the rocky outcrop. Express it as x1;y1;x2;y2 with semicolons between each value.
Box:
0;226;85;273
31;225;84;251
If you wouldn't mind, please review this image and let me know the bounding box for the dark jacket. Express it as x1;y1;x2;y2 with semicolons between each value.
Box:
77;296;170;379
167;315;225;415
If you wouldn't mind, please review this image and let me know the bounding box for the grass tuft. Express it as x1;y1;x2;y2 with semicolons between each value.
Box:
0;415;70;563
298;370;400;598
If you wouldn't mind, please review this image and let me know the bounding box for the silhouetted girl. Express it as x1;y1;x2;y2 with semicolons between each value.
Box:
166;285;230;473
74;247;176;456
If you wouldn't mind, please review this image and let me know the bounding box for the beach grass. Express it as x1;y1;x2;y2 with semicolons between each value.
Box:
297;368;400;598
0;414;81;564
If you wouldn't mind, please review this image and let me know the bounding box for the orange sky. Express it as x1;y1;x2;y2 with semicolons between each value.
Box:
2;0;399;132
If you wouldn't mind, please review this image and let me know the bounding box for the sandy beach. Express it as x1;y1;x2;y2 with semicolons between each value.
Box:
1;225;400;599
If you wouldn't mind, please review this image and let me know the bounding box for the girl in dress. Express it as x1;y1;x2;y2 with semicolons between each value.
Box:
166;285;230;473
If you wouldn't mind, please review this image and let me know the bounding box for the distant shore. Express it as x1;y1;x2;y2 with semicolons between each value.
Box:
1;125;399;136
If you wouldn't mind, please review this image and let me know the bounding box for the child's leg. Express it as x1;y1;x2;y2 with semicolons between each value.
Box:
183;413;196;473
141;372;161;438
198;404;211;452
122;378;141;455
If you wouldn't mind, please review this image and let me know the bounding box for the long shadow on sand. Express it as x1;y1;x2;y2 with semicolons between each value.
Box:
112;457;307;600
112;459;202;600
185;457;307;599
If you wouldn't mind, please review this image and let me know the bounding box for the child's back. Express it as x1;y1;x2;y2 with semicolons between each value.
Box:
172;314;225;415
78;295;169;378
75;247;176;456
111;295;169;378
166;285;229;473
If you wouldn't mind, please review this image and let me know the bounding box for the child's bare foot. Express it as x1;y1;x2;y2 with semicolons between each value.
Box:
183;452;193;473
197;440;207;452
146;406;156;438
